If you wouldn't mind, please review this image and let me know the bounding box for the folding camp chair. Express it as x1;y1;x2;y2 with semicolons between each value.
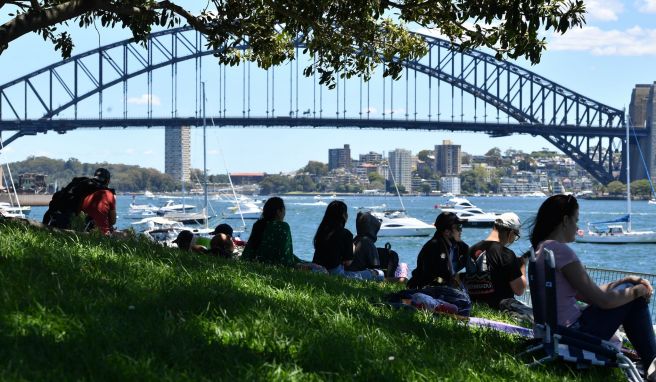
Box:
520;248;642;382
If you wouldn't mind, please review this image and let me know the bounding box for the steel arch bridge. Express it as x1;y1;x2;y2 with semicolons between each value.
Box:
0;26;636;184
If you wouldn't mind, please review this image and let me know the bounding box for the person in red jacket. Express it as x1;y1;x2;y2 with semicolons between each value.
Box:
80;168;116;235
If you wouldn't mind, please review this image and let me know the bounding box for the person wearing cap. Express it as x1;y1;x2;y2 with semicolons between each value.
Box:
80;168;116;235
462;212;527;309
407;212;469;289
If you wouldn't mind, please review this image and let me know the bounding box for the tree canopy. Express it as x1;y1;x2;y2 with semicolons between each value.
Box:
0;0;586;86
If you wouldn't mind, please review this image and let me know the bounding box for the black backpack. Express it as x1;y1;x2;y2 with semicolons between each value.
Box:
377;242;400;277
43;177;112;228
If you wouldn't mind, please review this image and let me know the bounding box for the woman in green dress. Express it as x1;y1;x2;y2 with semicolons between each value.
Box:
242;197;302;266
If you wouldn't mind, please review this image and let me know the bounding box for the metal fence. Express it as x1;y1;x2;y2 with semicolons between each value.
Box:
518;266;656;319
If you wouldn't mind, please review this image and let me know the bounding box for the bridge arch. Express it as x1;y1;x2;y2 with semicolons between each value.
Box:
0;26;629;183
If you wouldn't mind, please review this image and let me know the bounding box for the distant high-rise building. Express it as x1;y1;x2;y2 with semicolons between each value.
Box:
629;83;656;181
388;148;412;192
359;151;383;164
328;144;352;170
165;126;191;183
435;140;461;176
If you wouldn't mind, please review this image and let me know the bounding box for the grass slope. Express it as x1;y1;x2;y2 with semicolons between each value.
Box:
0;219;619;381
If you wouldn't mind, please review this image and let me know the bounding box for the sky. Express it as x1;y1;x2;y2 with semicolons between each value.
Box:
0;1;655;175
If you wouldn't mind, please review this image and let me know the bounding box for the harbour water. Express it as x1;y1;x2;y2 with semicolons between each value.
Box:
25;195;656;274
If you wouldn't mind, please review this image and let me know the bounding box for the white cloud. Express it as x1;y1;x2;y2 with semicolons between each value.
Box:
125;148;136;155
143;150;154;155
362;107;377;114
549;26;656;56
637;0;656;12
585;0;624;20
0;146;15;153
127;94;161;106
208;149;220;155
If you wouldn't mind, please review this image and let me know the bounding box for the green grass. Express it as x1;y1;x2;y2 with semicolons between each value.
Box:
0;219;622;381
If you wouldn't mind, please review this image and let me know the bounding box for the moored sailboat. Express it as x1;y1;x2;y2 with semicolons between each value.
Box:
576;121;656;244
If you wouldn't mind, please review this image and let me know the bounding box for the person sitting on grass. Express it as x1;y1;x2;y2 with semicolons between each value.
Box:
462;212;527;310
344;211;385;281
210;223;245;256
242;197;302;267
407;212;469;290
312;201;379;280
209;232;235;258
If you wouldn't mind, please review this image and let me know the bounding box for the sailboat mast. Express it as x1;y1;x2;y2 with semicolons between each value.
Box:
202;82;209;229
626;118;632;232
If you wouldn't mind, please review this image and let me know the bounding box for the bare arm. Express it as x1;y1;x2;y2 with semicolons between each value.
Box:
561;261;649;309
510;260;527;296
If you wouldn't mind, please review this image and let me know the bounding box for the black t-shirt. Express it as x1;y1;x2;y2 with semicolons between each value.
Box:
463;240;523;308
312;228;354;270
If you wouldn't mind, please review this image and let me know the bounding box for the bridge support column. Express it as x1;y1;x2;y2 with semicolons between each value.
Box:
164;126;191;184
629;83;656;181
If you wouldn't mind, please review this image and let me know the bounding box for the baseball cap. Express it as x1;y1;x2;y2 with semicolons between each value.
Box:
434;212;466;231
94;168;111;183
210;223;233;236
172;230;193;246
495;212;521;233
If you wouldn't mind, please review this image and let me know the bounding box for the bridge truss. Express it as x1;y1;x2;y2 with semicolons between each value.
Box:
0;27;635;184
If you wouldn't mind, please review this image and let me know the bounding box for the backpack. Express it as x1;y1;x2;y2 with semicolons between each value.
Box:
43;177;110;228
462;249;495;297
377;242;400;277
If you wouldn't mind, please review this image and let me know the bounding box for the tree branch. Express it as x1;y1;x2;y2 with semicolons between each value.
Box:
153;0;210;34
0;0;101;51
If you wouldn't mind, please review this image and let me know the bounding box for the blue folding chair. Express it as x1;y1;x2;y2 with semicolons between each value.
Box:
521;248;642;381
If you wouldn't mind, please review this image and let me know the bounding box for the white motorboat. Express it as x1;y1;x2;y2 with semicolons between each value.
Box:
451;208;500;227
369;163;434;237
518;191;548;198
576;121;656;244
224;202;262;219
434;197;477;210
371;210;435;237
437;198;500;227
129;202;159;211
158;199;196;213
158;211;209;225
0;202;31;216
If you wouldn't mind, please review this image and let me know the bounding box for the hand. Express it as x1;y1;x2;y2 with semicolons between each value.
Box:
632;284;651;300
622;276;653;298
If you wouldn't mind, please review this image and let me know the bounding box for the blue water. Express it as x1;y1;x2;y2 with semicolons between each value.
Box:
25;195;656;274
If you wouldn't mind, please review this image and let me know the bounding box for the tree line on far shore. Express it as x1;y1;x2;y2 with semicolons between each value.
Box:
7;156;227;193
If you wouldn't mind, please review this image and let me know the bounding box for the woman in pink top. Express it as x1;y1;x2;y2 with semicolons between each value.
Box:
531;195;656;372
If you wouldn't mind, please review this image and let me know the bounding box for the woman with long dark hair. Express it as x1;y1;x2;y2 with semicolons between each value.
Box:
312;201;379;280
531;194;656;372
242;197;301;266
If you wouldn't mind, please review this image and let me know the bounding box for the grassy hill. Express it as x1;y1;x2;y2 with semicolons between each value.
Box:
0;219;618;381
